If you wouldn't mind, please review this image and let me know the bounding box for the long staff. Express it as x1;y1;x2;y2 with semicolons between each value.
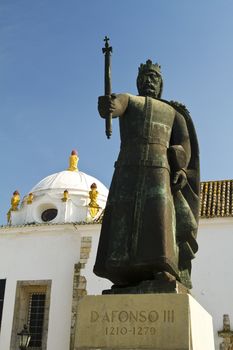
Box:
102;36;113;139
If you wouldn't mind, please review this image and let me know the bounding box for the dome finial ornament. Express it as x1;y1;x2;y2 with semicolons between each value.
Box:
67;150;79;172
7;190;20;224
27;192;34;204
89;183;100;218
62;189;69;202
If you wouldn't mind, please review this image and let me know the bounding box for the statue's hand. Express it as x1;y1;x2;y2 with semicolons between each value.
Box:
172;169;187;192
98;94;117;118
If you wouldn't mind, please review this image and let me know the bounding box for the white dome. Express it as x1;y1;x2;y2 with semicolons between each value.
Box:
30;170;108;197
11;170;109;225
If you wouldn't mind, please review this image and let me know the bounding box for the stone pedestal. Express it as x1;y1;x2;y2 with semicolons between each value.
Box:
74;293;215;350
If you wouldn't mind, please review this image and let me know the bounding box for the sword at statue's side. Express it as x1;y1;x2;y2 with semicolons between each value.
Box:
102;36;113;139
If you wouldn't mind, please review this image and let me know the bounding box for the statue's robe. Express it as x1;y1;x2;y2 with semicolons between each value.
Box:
94;95;199;288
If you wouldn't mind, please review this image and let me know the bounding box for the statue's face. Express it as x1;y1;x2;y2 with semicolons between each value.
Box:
137;70;161;98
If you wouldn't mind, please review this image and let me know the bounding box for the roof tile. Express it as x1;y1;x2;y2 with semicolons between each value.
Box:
200;180;233;218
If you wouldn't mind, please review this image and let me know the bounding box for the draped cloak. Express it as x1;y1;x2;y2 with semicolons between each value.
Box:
94;95;200;289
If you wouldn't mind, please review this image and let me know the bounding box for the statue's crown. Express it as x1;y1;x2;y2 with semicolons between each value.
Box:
138;59;161;76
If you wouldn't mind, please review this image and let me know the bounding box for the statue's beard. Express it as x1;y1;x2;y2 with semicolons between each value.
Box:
140;86;159;98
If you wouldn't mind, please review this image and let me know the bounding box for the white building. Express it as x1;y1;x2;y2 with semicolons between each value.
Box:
192;180;233;349
0;153;111;350
0;155;232;350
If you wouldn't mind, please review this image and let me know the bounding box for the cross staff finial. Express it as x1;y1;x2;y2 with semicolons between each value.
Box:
102;36;112;54
104;36;109;45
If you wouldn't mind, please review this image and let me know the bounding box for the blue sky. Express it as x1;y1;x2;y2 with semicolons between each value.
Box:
1;0;233;224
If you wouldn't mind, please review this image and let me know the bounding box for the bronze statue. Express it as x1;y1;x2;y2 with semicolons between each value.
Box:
94;54;200;292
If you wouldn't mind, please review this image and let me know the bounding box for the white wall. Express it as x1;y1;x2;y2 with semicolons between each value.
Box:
0;223;108;350
1;217;232;350
192;217;233;349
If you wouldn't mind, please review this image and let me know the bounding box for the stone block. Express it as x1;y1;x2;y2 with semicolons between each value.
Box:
81;242;92;248
81;237;92;242
74;293;215;350
80;252;89;259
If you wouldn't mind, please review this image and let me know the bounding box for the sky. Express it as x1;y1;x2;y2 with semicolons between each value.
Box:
1;0;233;225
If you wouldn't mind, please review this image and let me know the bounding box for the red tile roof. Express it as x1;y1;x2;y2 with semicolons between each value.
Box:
200;180;233;218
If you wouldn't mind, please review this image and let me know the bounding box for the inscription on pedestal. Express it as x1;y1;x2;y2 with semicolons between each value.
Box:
75;294;190;349
91;309;174;337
